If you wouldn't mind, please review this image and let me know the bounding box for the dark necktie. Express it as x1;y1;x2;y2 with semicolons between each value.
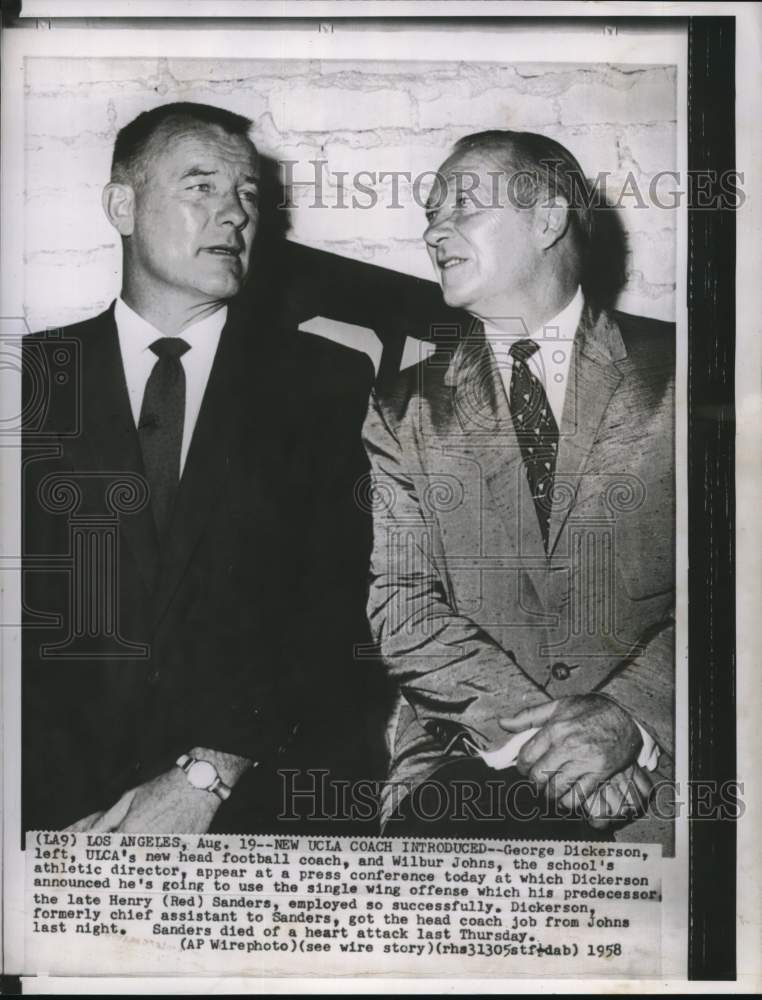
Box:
138;336;191;538
508;339;559;550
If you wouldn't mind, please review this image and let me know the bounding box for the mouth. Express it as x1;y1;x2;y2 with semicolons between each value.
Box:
202;245;242;258
438;256;468;272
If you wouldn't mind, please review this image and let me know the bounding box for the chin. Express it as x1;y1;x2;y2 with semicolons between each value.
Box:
441;288;474;312
440;284;465;307
199;278;243;300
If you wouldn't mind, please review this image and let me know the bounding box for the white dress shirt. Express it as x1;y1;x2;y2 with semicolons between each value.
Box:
478;287;660;776
114;298;226;476
482;284;584;428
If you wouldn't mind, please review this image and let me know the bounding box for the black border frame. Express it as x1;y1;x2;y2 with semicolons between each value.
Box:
687;15;736;982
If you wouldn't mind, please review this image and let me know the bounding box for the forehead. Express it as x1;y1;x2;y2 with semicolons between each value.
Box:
426;146;514;209
148;125;259;178
438;146;509;182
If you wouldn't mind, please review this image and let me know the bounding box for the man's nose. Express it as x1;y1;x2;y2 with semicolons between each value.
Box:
424;212;452;248
216;191;250;230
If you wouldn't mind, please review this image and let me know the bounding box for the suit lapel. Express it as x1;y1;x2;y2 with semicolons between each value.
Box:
153;312;248;624
71;307;160;594
547;307;626;556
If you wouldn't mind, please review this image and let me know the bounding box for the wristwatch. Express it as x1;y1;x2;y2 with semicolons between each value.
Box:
175;753;232;801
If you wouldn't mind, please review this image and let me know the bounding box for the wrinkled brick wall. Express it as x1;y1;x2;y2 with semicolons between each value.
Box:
24;57;677;330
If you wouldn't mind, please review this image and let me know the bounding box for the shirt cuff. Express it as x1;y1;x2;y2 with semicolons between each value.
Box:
478;721;660;772
479;728;539;770
635;720;660;771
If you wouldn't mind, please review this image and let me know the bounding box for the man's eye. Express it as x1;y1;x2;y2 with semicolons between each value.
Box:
425;201;445;224
189;182;211;193
240;190;259;205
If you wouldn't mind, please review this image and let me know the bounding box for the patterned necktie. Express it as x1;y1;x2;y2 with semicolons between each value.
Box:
138;337;191;538
508;339;559;550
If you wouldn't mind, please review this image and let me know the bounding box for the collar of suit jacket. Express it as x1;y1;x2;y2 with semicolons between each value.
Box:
444;299;628;391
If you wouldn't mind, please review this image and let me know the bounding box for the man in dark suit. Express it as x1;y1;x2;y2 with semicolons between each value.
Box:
363;130;674;844
22;102;374;833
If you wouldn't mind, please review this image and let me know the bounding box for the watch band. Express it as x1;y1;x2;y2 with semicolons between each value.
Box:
175;753;232;801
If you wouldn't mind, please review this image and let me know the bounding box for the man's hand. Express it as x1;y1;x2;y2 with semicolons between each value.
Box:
65;749;253;834
64;809;113;833
85;768;220;834
582;763;654;830
499;693;643;807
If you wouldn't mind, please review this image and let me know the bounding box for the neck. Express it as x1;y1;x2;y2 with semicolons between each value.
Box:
121;279;226;336
478;262;579;337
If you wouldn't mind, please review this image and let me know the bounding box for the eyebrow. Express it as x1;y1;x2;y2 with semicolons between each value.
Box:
179;166;259;184
180;167;216;180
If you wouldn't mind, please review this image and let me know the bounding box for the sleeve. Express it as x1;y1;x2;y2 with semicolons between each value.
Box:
252;344;383;774
634;722;660;771
595;616;675;768
287;350;378;717
363;387;550;754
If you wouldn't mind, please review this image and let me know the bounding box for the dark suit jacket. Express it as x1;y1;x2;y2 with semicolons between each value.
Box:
22;302;375;831
363;305;675;838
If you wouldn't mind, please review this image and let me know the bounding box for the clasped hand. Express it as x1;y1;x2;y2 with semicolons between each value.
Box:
500;694;653;829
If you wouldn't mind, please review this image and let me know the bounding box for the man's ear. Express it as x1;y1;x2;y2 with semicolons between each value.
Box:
102;182;135;237
534;196;570;250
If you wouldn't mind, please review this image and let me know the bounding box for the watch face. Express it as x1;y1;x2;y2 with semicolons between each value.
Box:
187;760;217;789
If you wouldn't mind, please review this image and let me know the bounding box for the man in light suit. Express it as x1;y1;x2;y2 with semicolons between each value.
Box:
22;102;374;834
363;130;674;842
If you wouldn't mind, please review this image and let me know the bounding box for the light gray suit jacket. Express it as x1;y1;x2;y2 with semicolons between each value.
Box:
363;305;675;836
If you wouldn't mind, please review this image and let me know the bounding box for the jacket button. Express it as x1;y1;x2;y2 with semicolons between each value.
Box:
147;669;160;685
550;662;571;681
424;720;442;741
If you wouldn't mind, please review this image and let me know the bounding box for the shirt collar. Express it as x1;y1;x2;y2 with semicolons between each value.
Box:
481;285;584;347
530;284;584;346
114;297;228;356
